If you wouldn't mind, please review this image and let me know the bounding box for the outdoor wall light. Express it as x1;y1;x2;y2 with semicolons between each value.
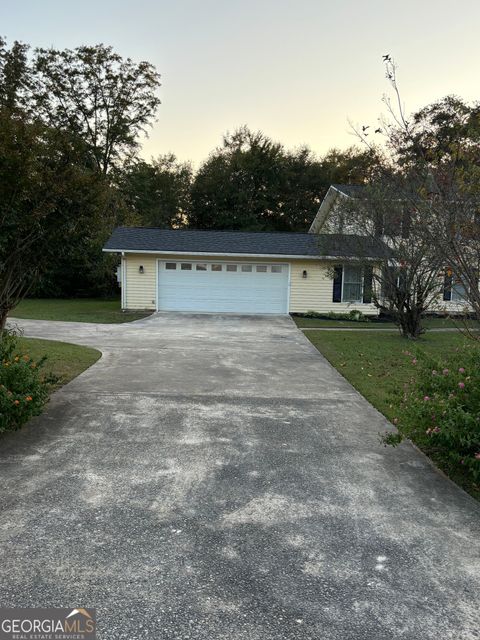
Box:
302;270;308;279
139;265;145;274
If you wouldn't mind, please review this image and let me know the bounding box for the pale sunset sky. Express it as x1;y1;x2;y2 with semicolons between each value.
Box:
2;0;479;166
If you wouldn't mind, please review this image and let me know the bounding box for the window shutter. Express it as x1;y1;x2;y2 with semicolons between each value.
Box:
363;266;373;304
443;272;452;301
332;265;343;303
381;266;394;299
470;269;479;297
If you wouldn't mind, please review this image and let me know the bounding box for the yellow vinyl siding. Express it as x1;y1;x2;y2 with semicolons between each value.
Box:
122;253;379;315
288;260;379;315
124;254;157;310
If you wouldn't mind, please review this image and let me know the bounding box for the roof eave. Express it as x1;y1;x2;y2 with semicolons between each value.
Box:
102;248;382;260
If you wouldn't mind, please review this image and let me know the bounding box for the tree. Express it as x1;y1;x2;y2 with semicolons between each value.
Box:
0;38;31;114
0;38;122;321
119;155;192;228
0;111;112;327
340;179;444;338
318;146;381;186
29;43;162;295
392;94;480;326
189;127;286;230
353;59;480;333
34;44;161;175
189;127;382;232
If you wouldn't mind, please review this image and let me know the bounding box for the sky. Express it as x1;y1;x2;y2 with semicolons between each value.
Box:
2;0;479;166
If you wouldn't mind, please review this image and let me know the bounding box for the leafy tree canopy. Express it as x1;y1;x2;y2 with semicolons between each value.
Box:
188;126;379;232
34;44;161;174
119;154;192;228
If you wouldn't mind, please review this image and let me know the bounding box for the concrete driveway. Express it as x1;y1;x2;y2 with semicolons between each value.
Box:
1;313;479;639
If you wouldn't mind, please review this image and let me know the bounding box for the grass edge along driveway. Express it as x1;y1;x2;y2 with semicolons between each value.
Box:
17;337;101;389
304;329;479;500
10;298;151;324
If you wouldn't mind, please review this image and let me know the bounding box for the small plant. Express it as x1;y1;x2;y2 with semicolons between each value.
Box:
381;431;403;447
347;309;368;322
0;329;57;434
383;344;480;487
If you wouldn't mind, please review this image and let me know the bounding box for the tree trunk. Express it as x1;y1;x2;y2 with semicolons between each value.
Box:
397;309;425;339
0;308;10;331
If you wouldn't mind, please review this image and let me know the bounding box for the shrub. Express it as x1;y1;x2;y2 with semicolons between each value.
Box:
0;329;56;434
346;309;368;322
303;310;370;322
385;344;480;487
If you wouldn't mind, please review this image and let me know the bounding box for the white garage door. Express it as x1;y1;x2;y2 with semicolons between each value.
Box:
157;260;289;313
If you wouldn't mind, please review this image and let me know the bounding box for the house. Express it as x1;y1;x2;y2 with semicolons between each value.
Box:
310;184;472;314
103;221;390;315
104;182;473;316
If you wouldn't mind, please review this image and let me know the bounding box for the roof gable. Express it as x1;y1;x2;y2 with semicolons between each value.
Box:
309;184;366;233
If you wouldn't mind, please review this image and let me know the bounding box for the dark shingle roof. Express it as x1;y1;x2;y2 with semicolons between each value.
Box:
103;227;390;259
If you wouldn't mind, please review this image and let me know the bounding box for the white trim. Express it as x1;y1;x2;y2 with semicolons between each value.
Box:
341;263;364;304
103;248;373;261
155;258;159;311
287;263;292;312
331;185;355;199
121;254;127;310
104;248;321;259
308;185;353;234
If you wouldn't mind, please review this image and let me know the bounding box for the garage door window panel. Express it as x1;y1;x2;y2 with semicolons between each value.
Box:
181;263;192;270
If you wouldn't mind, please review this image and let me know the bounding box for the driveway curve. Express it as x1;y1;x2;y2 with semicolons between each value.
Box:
1;313;479;640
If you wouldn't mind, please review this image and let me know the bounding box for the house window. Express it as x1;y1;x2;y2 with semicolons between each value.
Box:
165;263;176;270
211;264;222;272
342;265;363;302
241;265;252;272
181;263;192;270
443;271;467;302
452;279;467;302
196;263;207;271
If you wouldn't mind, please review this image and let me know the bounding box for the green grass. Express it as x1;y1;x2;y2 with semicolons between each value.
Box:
17;337;101;388
305;331;468;419
10;298;152;323
293;315;480;330
305;330;479;497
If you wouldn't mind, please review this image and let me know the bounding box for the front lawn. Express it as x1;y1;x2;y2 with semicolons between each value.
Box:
305;330;479;499
10;298;151;323
17;337;101;389
293;315;480;330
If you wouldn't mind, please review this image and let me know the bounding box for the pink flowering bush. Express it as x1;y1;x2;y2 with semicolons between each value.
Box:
0;330;56;434
384;344;480;487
